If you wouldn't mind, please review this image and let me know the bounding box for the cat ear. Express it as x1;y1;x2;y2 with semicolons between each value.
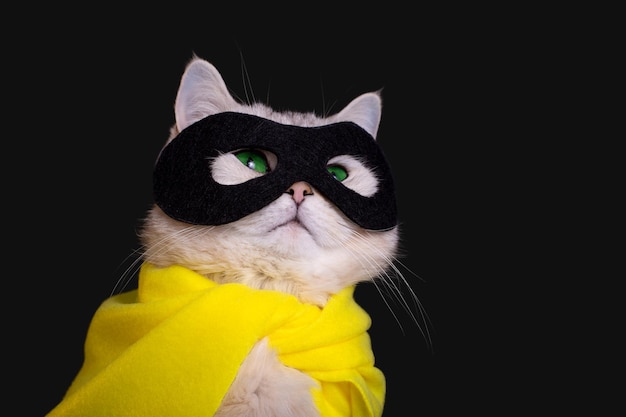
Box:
332;91;382;139
174;56;239;132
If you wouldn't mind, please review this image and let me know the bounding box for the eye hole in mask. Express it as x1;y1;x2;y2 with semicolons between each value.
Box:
212;149;277;186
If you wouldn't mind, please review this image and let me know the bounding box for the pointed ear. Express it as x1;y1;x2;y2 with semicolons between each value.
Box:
174;56;239;132
331;91;382;139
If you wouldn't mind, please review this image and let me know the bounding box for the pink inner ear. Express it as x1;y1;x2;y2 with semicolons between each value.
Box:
174;58;239;133
331;92;382;139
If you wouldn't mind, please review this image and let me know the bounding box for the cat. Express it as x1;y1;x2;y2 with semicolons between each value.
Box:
47;55;421;417
145;56;398;416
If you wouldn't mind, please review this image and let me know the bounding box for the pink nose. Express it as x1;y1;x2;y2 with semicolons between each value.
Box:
287;182;313;204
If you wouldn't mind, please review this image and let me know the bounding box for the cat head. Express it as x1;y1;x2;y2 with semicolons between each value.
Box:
139;56;400;306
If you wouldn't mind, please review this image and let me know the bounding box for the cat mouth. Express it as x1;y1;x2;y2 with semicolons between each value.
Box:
283;218;307;229
274;217;311;234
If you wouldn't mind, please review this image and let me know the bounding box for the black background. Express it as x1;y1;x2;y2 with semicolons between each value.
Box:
8;7;564;417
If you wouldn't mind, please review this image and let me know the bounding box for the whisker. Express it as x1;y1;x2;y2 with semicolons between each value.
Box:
340;226;434;351
338;236;408;332
319;78;326;117
238;49;255;105
110;247;144;296
111;226;213;295
383;258;434;349
347;237;411;326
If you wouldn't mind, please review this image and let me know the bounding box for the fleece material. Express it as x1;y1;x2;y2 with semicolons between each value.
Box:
47;263;385;417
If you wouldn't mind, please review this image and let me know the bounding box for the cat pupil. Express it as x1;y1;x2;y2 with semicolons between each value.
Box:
235;150;269;174
327;165;348;182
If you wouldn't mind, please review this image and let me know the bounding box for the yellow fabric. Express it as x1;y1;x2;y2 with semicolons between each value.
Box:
47;263;385;417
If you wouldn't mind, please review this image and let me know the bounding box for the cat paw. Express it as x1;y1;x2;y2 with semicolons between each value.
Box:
215;337;320;417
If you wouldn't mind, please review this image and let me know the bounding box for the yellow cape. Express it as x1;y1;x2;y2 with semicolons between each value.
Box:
47;263;385;417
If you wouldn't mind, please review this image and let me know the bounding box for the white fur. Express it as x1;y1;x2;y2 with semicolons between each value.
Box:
214;338;319;417
139;56;399;417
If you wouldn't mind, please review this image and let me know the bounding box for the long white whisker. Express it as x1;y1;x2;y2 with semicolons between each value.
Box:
238;49;255;104
110;247;144;296
341;226;434;351
111;226;214;295
338;235;407;332
346;235;411;328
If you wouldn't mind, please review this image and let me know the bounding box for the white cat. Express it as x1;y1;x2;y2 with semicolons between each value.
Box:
143;56;399;417
48;55;413;417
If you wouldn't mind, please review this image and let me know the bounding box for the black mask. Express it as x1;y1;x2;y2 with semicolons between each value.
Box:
153;112;397;230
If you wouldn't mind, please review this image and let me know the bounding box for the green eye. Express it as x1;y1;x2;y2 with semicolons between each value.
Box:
327;165;348;181
235;150;270;174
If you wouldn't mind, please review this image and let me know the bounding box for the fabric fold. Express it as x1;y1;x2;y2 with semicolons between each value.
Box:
47;262;385;417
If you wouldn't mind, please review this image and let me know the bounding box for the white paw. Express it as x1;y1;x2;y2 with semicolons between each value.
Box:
215;337;320;417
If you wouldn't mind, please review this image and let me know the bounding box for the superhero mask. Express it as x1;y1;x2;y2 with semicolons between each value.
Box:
153;111;397;230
